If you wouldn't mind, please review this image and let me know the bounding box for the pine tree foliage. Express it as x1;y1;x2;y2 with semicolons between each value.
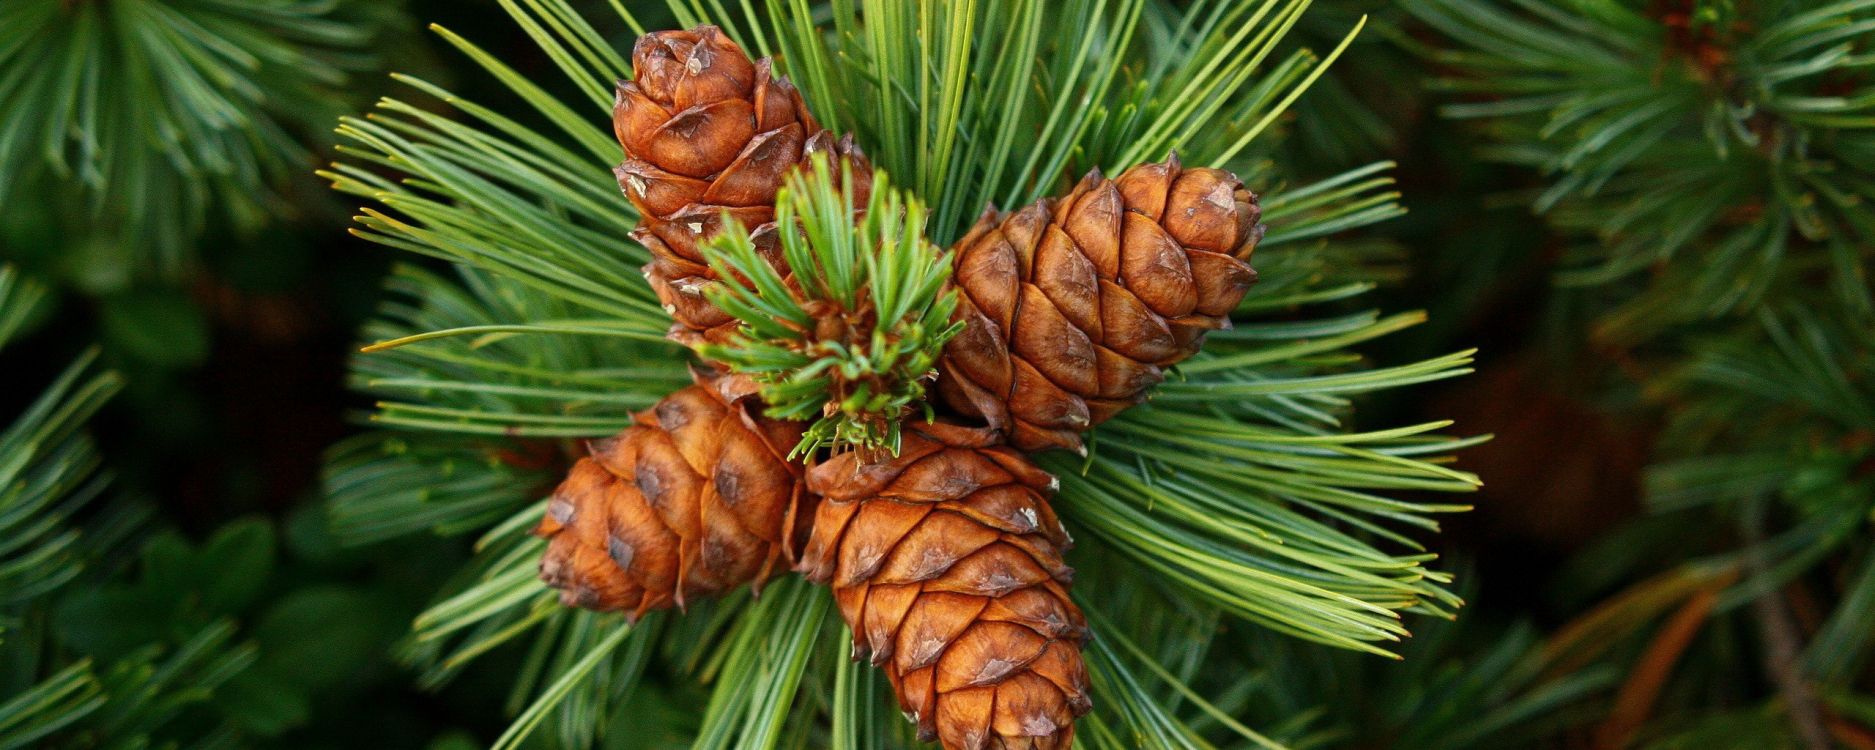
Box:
0;264;125;748
1650;305;1875;587
700;157;963;457
323;0;1481;745
0;0;403;282
0;353;119;610
732;0;1378;246
1231;596;1621;748
2;265;385;747
1283;2;1420;169
0;267;263;749
1406;0;1875;745
0;266;121;613
1406;0;1874;345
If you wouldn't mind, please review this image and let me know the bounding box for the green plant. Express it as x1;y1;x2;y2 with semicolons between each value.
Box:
699;157;961;457
0;0;406;287
1407;0;1875;745
323;1;1481;746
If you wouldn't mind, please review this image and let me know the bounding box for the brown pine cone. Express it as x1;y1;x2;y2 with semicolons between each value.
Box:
936;154;1265;453
534;372;811;619
613;25;872;345
800;423;1090;750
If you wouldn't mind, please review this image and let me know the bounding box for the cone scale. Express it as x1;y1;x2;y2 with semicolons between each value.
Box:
800;422;1091;749
613;25;872;346
534;372;810;619
937;155;1265;453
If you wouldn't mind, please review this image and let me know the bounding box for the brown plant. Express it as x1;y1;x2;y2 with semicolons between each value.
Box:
937;154;1264;453
613;25;871;345
535;371;812;619
800;422;1090;749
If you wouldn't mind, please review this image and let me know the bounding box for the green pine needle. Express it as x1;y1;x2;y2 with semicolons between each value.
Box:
0;264;274;750
0;275;123;606
698;156;963;458
1404;0;1875;344
0;0;397;281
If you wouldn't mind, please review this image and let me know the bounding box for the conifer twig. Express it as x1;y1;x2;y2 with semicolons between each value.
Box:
1742;500;1831;750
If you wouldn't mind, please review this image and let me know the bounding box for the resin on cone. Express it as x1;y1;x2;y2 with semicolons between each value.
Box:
800;423;1090;749
535;372;810;620
613;25;872;345
937;154;1265;453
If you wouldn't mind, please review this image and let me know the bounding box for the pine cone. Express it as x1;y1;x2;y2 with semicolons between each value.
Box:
937;154;1265;453
800;423;1091;750
613;25;872;345
534;373;810;619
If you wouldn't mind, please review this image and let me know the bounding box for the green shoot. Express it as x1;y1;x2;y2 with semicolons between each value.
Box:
699;156;962;458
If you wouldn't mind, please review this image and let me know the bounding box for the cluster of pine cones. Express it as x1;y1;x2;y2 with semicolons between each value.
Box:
533;26;1265;750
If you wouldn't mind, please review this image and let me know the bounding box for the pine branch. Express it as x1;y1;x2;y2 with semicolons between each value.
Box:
0;268;51;350
1741;501;1832;750
699;157;962;457
0;0;399;281
0;662;103;750
348;265;689;439
0;270;124;605
325;1;1481;745
1405;0;1875;344
0;266;275;748
756;0;1376;246
1409;4;1875;738
1642;307;1875;597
